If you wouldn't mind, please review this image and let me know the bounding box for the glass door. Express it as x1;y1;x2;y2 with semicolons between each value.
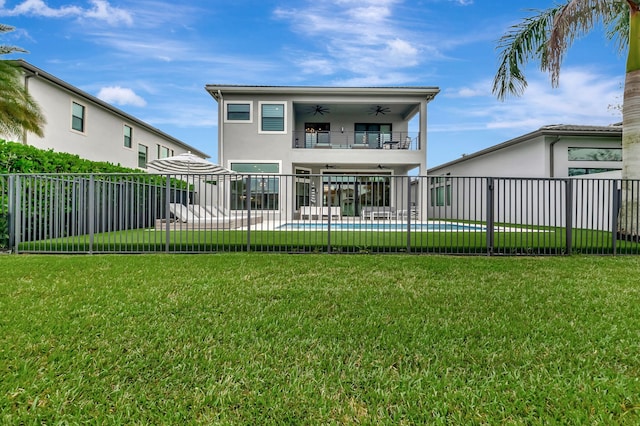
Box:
354;123;391;148
322;173;391;217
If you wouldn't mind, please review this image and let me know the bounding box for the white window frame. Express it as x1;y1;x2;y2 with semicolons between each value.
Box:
70;100;87;134
227;160;282;212
123;124;133;149
138;144;148;169
224;101;253;123
157;144;171;159
258;101;287;134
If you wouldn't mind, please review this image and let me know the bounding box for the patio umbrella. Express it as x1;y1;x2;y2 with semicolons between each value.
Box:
146;152;236;175
310;182;317;206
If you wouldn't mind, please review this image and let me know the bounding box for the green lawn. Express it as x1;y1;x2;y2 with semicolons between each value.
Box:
16;226;640;254
1;254;640;424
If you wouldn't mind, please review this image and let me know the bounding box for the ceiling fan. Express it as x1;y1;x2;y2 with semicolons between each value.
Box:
369;105;390;116
308;105;330;115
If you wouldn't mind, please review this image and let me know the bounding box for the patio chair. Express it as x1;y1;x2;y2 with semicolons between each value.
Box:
163;203;262;229
398;136;412;149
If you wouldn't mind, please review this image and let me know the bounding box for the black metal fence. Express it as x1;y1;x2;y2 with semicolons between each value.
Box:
2;173;639;255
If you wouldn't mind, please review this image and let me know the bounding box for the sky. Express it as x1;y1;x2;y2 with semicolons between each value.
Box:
0;0;626;168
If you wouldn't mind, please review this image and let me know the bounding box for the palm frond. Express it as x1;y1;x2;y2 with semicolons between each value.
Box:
605;1;630;53
0;60;46;138
493;6;564;100
545;0;621;86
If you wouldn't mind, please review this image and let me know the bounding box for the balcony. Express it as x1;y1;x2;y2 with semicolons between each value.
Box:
292;131;420;150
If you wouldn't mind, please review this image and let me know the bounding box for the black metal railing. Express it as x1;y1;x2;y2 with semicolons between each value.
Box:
292;131;419;150
3;173;640;255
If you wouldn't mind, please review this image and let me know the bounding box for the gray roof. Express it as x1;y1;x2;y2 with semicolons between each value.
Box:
206;84;440;101
429;123;622;173
16;60;209;159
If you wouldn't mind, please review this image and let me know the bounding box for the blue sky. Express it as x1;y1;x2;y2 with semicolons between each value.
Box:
1;0;625;167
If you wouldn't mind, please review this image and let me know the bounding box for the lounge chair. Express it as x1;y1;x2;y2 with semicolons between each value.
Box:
300;205;341;220
160;203;262;229
361;206;395;220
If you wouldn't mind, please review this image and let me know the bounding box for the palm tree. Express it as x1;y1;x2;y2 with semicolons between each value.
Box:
0;24;45;140
493;1;640;238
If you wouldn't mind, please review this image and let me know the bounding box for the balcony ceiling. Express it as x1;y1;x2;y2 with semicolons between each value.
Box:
294;102;419;118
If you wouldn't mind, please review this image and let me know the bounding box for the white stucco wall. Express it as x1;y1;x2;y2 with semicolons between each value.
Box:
430;135;548;178
429;133;622;179
8;68;207;169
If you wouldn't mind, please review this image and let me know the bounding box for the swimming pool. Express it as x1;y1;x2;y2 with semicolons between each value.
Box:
276;222;486;232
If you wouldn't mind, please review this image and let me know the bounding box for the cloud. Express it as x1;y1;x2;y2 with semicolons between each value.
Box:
97;86;147;107
274;0;430;84
433;67;622;135
0;0;132;26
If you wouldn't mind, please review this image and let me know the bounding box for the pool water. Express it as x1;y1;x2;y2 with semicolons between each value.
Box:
276;222;486;232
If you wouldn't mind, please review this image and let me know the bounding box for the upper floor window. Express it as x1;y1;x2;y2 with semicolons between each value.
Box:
157;145;172;159
123;125;133;148
71;102;86;133
225;103;252;122
568;147;622;162
259;102;286;133
138;144;148;168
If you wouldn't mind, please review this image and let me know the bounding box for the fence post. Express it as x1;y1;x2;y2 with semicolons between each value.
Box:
565;179;573;255
486;177;494;255
406;176;412;253
8;175;16;253
13;176;21;254
245;175;252;252
88;175;95;254
165;174;171;253
327;175;332;253
611;179;619;255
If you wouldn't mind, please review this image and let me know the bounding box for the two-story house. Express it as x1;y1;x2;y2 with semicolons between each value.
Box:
206;85;439;218
5;60;208;169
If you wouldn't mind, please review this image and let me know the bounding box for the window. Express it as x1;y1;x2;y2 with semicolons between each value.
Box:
295;168;311;209
230;162;280;210
568;167;621;176
157;145;171;159
259;103;285;133
138;144;148;168
430;175;451;207
304;123;330;146
226;103;252;121
355;123;391;148
71;102;85;132
231;163;280;173
123;125;132;148
568;147;622;162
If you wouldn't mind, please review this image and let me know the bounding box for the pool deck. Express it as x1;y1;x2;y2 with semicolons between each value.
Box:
213;218;503;232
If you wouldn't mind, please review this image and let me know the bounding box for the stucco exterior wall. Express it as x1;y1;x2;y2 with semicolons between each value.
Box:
3;63;208;169
431;135;548;178
429;132;622;179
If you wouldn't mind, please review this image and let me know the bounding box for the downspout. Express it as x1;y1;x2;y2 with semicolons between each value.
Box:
549;136;561;177
217;89;224;167
21;70;38;145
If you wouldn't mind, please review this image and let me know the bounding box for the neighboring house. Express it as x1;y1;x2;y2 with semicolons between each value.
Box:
426;124;623;230
4;60;208;169
428;123;622;179
205;85;439;218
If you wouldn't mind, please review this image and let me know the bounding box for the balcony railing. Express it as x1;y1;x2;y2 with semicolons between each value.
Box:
292;131;420;150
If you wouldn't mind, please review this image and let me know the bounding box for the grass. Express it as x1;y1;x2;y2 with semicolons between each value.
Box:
16;226;640;254
1;254;640;424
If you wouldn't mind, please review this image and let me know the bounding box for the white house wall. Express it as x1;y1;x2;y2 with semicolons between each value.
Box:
24;77;194;168
4;62;208;169
427;128;622;231
432;136;548;178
